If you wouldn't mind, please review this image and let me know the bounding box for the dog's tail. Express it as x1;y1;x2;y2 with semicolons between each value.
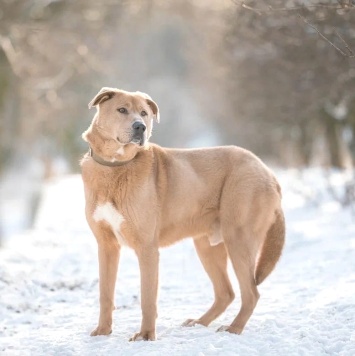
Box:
254;209;285;286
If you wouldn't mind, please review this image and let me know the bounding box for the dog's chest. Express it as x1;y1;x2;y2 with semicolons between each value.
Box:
93;202;127;246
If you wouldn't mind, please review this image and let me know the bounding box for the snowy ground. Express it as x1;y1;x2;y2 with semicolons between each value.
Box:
1;169;355;356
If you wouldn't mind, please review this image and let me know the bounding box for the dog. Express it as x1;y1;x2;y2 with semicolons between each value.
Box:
80;87;285;341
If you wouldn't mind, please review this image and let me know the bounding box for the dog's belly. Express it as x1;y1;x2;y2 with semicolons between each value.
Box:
158;214;222;247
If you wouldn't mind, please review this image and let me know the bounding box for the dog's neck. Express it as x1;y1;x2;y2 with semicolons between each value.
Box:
89;147;134;167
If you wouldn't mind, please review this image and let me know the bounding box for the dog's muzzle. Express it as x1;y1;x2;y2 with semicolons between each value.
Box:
131;121;146;146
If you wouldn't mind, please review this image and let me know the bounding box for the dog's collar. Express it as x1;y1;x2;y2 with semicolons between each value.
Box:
89;147;133;167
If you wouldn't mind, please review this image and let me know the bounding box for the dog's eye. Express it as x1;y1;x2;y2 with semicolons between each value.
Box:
118;108;127;114
141;110;147;117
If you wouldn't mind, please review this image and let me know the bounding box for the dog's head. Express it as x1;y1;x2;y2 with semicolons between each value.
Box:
83;87;159;163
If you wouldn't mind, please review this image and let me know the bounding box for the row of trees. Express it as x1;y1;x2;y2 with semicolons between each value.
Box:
1;0;355;174
223;0;355;167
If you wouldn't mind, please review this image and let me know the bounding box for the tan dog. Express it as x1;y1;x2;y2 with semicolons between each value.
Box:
81;87;285;341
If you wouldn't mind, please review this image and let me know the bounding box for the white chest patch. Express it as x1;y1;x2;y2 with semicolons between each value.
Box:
116;147;125;155
93;202;126;245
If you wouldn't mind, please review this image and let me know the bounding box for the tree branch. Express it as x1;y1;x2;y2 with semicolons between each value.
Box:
0;35;22;77
297;14;355;58
233;1;355;59
335;28;355;56
233;0;355;12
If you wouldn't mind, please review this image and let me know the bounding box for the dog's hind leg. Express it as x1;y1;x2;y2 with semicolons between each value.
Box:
182;236;235;327
217;226;260;335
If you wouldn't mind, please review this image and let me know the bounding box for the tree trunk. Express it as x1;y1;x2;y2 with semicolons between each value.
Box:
346;103;355;167
323;110;346;169
298;121;314;166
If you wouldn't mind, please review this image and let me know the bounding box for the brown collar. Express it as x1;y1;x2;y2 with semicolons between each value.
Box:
89;147;133;167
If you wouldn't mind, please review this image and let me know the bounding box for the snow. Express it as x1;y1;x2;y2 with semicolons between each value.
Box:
1;170;355;356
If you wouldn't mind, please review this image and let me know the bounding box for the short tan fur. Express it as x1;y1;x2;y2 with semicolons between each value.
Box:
81;87;285;341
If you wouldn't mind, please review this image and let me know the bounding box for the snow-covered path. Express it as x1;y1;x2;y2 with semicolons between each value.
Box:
1;171;355;356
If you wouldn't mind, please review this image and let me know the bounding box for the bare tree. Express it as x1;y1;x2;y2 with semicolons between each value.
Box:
220;0;355;167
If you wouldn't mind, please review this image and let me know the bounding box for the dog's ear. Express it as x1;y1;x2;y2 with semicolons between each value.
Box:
147;98;160;123
137;91;160;123
88;87;116;109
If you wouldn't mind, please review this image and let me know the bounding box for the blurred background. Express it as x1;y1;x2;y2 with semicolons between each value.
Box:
1;0;355;241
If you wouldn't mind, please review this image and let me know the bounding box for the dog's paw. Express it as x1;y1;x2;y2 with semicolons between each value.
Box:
181;319;202;327
90;325;112;336
182;318;210;327
216;325;242;334
129;330;156;341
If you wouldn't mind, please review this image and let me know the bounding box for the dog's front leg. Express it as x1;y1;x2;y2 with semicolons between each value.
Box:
130;244;159;341
91;227;121;336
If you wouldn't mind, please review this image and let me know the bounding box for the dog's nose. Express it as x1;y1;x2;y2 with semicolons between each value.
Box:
132;122;146;133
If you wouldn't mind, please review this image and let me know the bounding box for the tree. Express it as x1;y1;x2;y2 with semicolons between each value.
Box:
222;0;355;167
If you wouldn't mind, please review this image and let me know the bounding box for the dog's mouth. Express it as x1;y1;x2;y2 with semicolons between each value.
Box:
116;136;145;147
131;137;145;146
116;137;145;146
130;136;145;147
